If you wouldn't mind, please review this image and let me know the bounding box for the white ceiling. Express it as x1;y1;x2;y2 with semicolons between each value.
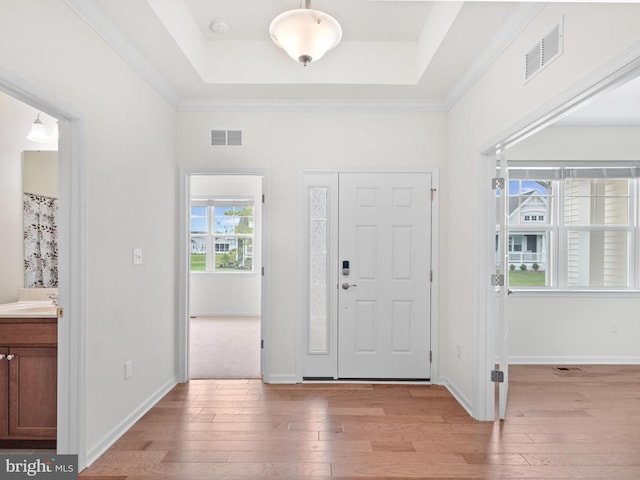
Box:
555;75;640;126
66;0;640;124
76;0;523;103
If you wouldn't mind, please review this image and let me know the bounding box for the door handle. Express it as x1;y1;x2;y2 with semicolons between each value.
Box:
342;282;358;290
6;355;15;360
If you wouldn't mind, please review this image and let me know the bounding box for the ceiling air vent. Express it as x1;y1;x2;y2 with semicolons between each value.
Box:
524;17;564;82
210;129;242;147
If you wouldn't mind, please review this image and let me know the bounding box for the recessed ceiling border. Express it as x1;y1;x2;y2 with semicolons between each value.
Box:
64;0;542;113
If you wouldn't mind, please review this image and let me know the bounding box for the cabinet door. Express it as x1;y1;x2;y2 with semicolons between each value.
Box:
8;347;57;439
0;347;7;436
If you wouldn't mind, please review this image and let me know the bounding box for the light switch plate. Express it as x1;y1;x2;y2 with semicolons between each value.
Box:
125;360;133;380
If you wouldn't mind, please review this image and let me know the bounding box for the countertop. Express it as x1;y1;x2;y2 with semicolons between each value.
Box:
0;301;57;318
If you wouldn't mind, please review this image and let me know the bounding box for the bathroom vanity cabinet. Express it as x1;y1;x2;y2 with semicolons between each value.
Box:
0;318;57;442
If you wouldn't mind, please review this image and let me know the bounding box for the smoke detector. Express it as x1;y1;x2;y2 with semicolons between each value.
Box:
209;19;230;34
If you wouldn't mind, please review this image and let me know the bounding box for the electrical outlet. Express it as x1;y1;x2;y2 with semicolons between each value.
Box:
124;360;133;380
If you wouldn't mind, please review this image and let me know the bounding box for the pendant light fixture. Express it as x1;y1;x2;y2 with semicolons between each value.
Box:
26;112;49;142
269;0;342;66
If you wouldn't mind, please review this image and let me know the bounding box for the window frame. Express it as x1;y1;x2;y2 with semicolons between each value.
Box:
504;163;640;292
190;197;255;274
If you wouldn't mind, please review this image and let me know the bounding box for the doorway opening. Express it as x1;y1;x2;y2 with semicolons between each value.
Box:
479;53;640;422
0;70;85;465
185;174;265;380
0;93;59;452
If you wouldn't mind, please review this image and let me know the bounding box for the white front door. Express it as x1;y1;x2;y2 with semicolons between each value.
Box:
337;173;432;379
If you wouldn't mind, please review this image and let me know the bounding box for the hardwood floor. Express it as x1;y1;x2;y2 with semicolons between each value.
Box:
80;365;640;479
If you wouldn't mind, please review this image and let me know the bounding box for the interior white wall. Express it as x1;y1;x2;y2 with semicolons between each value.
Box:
177;110;447;380
508;125;640;161
446;3;640;411
2;0;639;460
508;295;640;363
23;151;59;198
0;93;57;304
505;125;640;363
0;1;177;462
189;175;262;316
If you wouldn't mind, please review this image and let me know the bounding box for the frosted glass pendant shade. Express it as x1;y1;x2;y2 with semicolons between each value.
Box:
26;113;49;142
269;9;342;66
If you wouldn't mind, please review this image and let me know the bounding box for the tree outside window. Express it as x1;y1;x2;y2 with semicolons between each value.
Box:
190;200;254;273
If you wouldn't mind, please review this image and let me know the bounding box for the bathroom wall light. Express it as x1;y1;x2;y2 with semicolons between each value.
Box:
26;113;50;142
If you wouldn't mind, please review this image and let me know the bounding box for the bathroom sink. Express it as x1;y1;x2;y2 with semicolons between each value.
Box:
0;301;57;318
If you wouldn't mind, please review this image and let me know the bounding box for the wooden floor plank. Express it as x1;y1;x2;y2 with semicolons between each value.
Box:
80;365;640;479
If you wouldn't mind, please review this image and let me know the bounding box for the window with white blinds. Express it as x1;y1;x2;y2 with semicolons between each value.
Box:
501;163;639;290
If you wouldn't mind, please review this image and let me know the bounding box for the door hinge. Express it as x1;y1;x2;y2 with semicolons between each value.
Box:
262;194;265;203
492;177;505;190
261;266;264;276
491;369;504;383
430;188;437;202
429;351;432;363
430;270;433;282
261;339;264;349
491;274;505;286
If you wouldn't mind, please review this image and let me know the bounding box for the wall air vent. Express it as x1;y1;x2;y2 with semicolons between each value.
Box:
227;130;242;146
210;129;242;146
524;17;564;82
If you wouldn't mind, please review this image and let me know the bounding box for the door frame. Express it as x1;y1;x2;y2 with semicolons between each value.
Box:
297;168;439;383
0;67;86;466
177;168;271;383
474;47;640;421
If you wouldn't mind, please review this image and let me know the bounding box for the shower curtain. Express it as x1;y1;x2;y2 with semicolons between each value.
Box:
23;192;58;288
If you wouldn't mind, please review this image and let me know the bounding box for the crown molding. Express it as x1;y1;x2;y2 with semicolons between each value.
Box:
63;0;180;108
445;2;545;109
64;0;543;113
176;98;449;113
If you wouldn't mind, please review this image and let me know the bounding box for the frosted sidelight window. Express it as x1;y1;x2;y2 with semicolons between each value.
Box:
308;187;329;354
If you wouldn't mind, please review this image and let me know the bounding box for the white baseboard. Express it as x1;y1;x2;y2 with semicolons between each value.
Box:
85;376;178;467
510;356;640;365
438;376;473;417
189;312;260;318
264;374;297;384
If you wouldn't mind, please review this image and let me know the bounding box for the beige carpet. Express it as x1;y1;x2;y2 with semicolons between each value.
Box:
189;316;261;379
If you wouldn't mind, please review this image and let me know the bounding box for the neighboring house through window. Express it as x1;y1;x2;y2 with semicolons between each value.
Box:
498;163;638;290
